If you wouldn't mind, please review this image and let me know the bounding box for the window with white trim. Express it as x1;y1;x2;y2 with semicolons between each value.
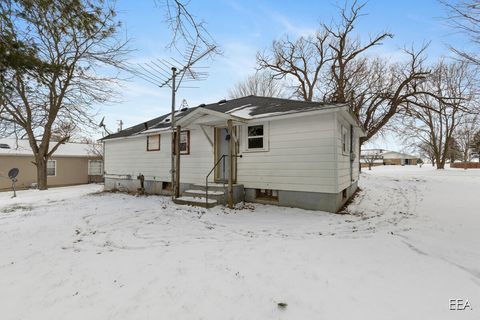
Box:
147;134;160;151
246;124;265;150
88;160;103;175
47;160;56;176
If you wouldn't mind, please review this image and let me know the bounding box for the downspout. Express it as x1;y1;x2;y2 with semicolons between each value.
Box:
350;124;354;183
333;112;339;194
175;126;181;198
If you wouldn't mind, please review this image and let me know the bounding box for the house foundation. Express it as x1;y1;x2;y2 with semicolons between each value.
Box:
244;181;358;213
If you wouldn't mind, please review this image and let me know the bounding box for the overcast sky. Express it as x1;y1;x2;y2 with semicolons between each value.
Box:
97;0;467;149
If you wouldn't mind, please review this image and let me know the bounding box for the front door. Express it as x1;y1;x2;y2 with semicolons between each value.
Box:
214;127;237;183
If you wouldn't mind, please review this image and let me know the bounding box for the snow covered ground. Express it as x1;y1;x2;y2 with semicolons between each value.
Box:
0;166;478;319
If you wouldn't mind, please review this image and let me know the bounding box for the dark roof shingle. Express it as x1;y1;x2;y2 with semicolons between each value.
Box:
102;95;339;140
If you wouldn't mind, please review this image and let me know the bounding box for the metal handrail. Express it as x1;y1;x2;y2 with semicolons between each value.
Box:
205;155;227;207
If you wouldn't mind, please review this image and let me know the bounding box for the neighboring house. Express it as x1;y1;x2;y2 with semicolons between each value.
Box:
360;149;419;167
383;151;419;165
101;96;365;212
0;139;103;190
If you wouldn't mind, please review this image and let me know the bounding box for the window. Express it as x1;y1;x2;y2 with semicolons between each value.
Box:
256;189;279;201
147;134;160;151
174;130;190;155
88;160;103;175
342;125;349;154
246;124;267;150
47;160;56;176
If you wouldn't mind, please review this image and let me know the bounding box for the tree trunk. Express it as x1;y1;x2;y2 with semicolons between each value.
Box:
35;156;48;190
437;157;446;169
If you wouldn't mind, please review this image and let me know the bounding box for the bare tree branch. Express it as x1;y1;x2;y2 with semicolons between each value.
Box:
0;0;128;189
228;71;287;99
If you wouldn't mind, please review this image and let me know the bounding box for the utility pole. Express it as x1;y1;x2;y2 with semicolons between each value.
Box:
171;67;177;200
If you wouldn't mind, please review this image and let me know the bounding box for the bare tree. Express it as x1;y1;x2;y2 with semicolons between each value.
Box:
228;71;286;99
416;141;436;166
159;0;216;49
79;136;104;159
256;1;393;103
447;137;462;163
324;1;393;103
473;129;480;157
441;0;480;66
50;122;79;143
0;0;128;189
454;113;480;165
256;30;332;101
361;149;383;170
351;47;431;145
256;1;429;148
402;60;477;169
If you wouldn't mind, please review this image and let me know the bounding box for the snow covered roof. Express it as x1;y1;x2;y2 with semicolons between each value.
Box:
361;149;419;160
102;95;344;140
382;151;419;160
0;138;100;158
361;149;386;156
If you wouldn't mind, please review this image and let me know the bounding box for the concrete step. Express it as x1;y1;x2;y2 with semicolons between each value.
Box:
184;189;226;204
184;189;225;196
192;183;231;191
173;196;218;208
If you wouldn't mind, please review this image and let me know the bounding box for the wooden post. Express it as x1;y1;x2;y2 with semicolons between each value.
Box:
227;119;234;209
175;126;181;198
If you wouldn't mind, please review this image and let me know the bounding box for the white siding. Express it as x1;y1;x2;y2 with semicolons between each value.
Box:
103;111;360;194
237;113;337;193
104;125;214;184
335;112;360;192
179;125;214;183
104;134;170;181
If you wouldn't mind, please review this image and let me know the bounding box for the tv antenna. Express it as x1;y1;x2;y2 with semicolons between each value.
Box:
180;99;189;110
98;116;112;137
117;42;217;199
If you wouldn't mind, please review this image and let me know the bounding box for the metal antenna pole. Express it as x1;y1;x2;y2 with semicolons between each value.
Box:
171;67;177;200
116;45;216;201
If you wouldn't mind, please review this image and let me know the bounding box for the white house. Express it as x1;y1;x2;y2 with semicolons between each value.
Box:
101;96;365;212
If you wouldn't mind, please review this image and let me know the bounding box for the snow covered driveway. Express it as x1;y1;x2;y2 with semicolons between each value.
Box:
0;167;479;319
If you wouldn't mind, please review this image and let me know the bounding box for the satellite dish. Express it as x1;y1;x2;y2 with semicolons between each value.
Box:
8;168;19;179
8;168;19;198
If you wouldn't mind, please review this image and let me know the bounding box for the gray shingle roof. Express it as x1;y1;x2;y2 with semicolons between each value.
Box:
102;95;341;140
